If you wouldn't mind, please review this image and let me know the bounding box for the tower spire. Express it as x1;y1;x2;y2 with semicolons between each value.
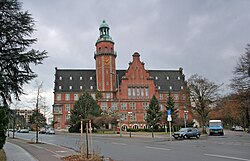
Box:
97;20;113;43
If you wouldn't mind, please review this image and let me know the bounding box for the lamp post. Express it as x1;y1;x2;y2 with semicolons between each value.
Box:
184;110;188;128
128;111;132;137
111;72;122;137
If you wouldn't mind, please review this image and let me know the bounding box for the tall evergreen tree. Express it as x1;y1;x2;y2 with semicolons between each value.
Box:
0;0;47;148
145;95;162;138
165;92;178;124
69;92;101;131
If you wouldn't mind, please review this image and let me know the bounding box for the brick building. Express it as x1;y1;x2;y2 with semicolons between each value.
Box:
53;20;192;130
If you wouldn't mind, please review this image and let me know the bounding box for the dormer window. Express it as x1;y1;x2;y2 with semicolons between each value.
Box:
80;76;82;80
158;86;161;89
69;86;72;90
59;76;62;80
69;76;72;80
58;86;62;90
178;76;180;80
155;76;158;80
167;76;169;80
90;77;93;80
169;86;172;90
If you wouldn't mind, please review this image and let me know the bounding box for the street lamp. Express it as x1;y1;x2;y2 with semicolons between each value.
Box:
128;111;132;138
184;110;189;128
111;72;122;137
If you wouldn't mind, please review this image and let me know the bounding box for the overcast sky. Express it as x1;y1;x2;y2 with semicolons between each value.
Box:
16;0;250;114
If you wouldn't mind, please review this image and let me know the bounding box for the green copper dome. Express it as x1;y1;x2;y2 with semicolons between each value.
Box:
100;20;109;28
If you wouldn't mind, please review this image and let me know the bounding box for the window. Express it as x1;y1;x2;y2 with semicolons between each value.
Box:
80;86;83;90
106;93;110;99
143;102;149;110
130;102;136;110
56;94;61;101
54;105;62;113
69;76;72;80
167;76;169;80
160;94;163;100
144;113;147;120
111;102;117;110
58;86;62;90
131;113;136;121
80;76;82;80
178;76;180;80
90;86;93;90
182;94;186;100
141;88;144;98
175;103;179;108
121;103;127;110
145;87;149;98
74;94;78;101
65;104;70;112
69;86;72;90
181;86;183;90
66;94;70;101
132;88;136;97
101;102;107;110
169;86;172;90
133;125;139;129
90;77;93;80
66;115;70;121
158;86;161;90
160;104;164;111
174;94;178;100
155;76;158;80
137;88;140;97
128;87;131;97
57;115;61;122
59;76;62;80
122;113;127;121
105;47;108;52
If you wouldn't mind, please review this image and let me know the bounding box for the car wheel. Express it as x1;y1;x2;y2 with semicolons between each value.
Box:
196;134;200;139
174;137;178;140
183;135;188;139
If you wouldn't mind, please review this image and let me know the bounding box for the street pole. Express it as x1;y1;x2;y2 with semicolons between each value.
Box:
80;119;83;159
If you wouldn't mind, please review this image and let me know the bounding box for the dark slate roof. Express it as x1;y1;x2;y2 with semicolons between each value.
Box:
54;68;185;92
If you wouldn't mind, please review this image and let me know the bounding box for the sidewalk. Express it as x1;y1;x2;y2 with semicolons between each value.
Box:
4;138;77;161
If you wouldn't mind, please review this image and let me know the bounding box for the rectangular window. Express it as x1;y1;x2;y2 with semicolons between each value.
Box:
122;113;127;121
121;103;127;110
90;76;93;80
130;102;136;110
74;94;78;101
182;94;186;100
174;94;178;100
58;86;62;90
141;88;144;98
80;86;83;90
160;104;163;111
143;102;149;110
54;105;62;113
90;86;93;90
66;115;70;121
144;113;147;121
128;87;131;97
69;86;72;90
145;87;149;98
111;102;117;110
56;94;61;101
160;94;163;100
106;93;110;99
132;88;136;97
69;76;72;80
57;115;61;122
131;113;136;121
66;94;70;101
59;76;62;80
65;104;70;112
137;88;140;98
80;76;82;80
101;102;107;110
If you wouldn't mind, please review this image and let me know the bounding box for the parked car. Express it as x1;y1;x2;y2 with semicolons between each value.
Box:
234;126;244;131
173;128;201;139
39;127;46;134
18;129;29;133
46;128;55;134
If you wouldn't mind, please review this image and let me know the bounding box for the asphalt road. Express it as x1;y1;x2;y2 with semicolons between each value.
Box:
10;130;250;161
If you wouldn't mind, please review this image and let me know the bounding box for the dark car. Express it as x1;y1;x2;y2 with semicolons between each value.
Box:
173;128;201;139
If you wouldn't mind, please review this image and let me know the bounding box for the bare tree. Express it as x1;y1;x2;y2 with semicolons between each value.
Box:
187;74;221;133
230;44;250;128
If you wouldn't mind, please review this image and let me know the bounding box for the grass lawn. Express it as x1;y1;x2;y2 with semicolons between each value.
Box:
0;149;6;161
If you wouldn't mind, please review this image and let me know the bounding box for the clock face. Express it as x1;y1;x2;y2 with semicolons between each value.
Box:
104;57;110;65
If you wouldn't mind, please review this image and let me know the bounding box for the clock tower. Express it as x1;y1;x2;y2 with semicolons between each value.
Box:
94;20;117;97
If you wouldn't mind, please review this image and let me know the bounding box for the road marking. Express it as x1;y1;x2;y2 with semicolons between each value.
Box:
111;142;127;145
146;146;171;151
204;153;250;161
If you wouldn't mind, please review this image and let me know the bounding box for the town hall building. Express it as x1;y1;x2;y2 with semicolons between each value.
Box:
53;20;191;130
